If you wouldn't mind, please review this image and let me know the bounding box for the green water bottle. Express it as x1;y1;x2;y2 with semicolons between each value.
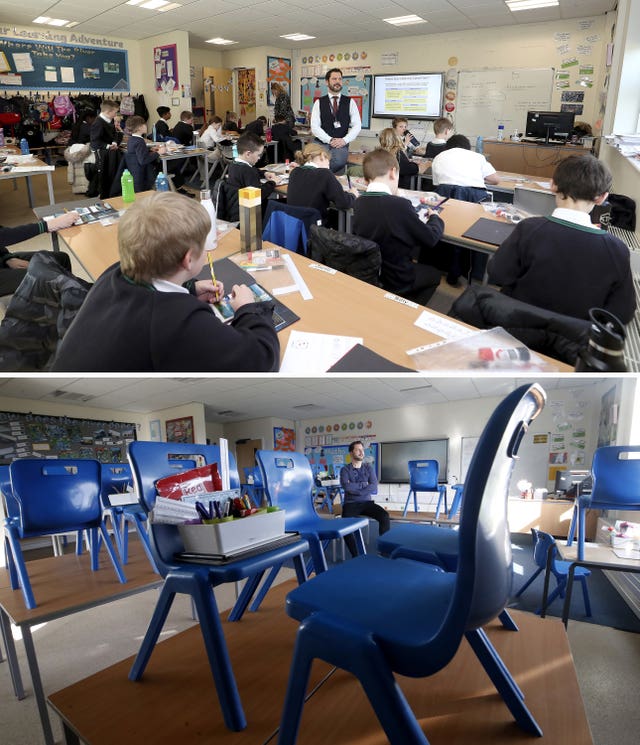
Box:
121;169;135;203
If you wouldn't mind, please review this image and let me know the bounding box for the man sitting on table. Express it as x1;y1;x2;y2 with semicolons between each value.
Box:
52;192;280;372
353;149;444;306
340;440;390;557
488;154;636;324
311;68;361;174
431;134;500;199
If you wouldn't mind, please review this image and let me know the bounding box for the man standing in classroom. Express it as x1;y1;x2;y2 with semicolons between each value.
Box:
311;68;361;174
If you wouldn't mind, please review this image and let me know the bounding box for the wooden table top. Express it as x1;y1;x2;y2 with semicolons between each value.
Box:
47;580;592;745
0;543;161;627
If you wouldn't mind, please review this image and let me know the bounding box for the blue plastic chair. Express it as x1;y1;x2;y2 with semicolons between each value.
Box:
100;463;158;573
515;528;592;616
276;383;546;745
448;482;464;519
126;441;310;732
241;466;264;508
243;450;369;615
262;201;321;255
402;460;448;518
3;459;127;610
566;445;640;560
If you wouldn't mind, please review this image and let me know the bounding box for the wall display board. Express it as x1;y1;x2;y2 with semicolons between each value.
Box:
379;439;448;484
0;412;137;464
300;75;372;129
455;68;553;141
304;443;379;480
0;37;129;90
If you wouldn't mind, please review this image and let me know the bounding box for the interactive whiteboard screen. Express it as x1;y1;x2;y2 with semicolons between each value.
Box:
373;73;444;120
380;439;448;483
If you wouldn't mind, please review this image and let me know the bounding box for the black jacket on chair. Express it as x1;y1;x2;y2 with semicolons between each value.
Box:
448;284;591;366
309;225;381;287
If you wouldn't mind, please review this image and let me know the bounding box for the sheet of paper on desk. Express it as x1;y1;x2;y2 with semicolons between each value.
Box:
414;310;477;341
535;181;552;189
280;330;363;373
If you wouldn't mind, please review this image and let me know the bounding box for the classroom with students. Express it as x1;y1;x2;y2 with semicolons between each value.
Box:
0;0;638;373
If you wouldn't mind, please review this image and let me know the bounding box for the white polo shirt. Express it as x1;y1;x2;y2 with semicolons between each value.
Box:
431;147;496;188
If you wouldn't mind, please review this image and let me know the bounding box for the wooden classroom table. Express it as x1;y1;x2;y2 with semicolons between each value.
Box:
0;145;56;206
0;545;162;745
46;580;593;745
54;193;570;372
482;138;591;178
543;538;640;627
159;146;209;184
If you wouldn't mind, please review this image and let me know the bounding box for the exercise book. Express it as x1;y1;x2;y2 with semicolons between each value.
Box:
462;218;516;246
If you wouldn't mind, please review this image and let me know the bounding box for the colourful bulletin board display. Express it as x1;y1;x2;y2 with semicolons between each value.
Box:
154;43;178;93
266;56;292;105
274;426;296;452
304;443;379;479
300;75;372;129
0;411;137;463
0;37;129;90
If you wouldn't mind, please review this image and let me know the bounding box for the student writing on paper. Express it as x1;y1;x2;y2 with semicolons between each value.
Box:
52;192;280;372
353;149;443;306
287;142;359;224
340;440;390;557
227;132;278;209
488;154;636;323
431;134;500;197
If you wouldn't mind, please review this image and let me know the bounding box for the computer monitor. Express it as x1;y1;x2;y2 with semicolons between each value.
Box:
554;469;591;495
525;110;575;143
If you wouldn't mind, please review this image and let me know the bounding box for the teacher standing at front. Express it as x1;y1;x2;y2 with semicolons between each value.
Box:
311;68;361;174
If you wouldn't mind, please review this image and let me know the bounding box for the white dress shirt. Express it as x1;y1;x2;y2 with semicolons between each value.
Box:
431;147;496;188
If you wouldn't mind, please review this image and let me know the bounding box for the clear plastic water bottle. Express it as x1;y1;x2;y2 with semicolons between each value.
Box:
155;172;170;192
497;124;505;141
200;189;217;250
19;137;29;155
121;169;135;203
232;142;238;160
476;135;484;154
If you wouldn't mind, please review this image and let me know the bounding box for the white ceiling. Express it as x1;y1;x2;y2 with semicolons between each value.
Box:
0;1;617;50
0;376;598;424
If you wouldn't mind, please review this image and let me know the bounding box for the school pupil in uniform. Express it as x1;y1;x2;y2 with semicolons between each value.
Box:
52;192;280;372
378;128;429;189
392;117;424;156
198;115;226;175
431;134;500;197
171;111;195;146
287;142;359;224
125;116;165;192
488;154;636;324
270;114;302;162
244;116;268;137
223;111;241;132
353;149;444;306
424;117;454;159
90;99;122;152
227;132;277;204
70;109;96;145
154;106;172;140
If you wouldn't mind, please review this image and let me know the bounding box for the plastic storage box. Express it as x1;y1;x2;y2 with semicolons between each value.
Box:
178;509;285;555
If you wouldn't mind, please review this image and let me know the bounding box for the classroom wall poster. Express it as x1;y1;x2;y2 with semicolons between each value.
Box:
274;426;296;452
165;416;194;444
237;67;256;121
266;56;291;105
154;43;178;94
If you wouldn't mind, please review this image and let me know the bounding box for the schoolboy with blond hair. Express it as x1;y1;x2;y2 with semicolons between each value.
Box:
52;192;280;372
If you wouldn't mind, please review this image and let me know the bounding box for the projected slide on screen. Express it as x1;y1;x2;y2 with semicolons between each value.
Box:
373;73;444;119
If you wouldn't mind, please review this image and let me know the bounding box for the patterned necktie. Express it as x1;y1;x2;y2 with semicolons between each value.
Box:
332;96;339;117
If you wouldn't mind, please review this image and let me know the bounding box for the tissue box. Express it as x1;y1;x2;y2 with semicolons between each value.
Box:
178;509;285;555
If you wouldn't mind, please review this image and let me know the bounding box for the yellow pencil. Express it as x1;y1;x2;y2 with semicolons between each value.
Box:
207;250;217;285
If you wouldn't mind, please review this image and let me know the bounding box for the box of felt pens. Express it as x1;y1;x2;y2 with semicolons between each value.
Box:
178;507;285;556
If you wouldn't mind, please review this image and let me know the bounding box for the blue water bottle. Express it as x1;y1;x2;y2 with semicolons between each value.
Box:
232;142;238;160
155;172;170;192
476;135;484;154
121;169;135;203
19;137;29;155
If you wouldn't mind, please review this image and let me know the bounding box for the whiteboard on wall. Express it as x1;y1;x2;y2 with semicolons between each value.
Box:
455;68;554;142
460;437;479;482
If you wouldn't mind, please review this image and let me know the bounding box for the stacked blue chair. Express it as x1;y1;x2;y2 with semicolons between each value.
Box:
515;528;592;616
3;459;127;610
276;383;546;745
448;482;464;519
566;445;640;560
243;450;369;615
402;459;448;517
100;463;158;573
127;441;310;732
